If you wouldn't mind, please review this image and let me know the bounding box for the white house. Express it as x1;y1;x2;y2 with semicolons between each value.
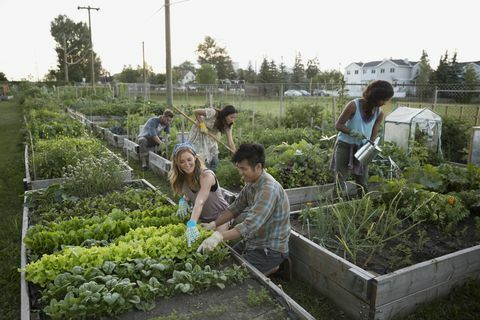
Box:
459;61;480;79
180;71;196;86
344;58;419;97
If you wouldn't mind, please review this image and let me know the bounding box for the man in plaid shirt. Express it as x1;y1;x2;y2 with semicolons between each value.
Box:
197;143;291;276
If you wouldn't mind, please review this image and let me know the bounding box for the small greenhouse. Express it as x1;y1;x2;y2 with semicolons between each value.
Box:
383;106;442;153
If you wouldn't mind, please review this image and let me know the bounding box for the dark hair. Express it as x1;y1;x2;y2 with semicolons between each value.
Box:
214;105;237;133
163;108;174;118
362;80;394;115
232;143;265;168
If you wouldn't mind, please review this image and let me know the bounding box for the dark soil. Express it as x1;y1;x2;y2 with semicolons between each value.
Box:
291;213;480;275
116;278;294;320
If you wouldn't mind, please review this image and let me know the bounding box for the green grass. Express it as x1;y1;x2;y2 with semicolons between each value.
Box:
0;100;25;319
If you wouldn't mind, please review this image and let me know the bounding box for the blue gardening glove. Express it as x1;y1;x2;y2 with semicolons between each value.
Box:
186;219;200;247
176;196;189;218
349;129;366;140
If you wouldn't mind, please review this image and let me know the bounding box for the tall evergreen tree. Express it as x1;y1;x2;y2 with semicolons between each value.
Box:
278;61;289;85
291;53;306;83
245;61;257;83
258;58;271;83
415;50;433;99
431;51;449;84
306;57;320;92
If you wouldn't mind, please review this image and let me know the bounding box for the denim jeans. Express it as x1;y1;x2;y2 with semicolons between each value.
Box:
232;241;288;274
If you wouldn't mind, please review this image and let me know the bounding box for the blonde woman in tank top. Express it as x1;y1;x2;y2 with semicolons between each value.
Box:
168;142;230;246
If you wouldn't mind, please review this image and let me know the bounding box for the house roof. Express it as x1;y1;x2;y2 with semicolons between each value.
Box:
458;61;480;68
363;60;383;68
362;59;418;68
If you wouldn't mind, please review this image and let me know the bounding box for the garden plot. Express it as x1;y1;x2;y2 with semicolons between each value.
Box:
21;179;313;320
23;142;133;190
287;170;480;320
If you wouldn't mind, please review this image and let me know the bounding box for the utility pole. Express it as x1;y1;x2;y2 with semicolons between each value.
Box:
142;41;147;101
78;5;100;91
165;0;173;107
63;34;69;83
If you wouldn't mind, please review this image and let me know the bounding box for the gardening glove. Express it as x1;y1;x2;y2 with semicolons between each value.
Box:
197;231;223;253
200;221;216;231
198;122;208;134
176;196;189;218
185;219;200;247
349;129;365;140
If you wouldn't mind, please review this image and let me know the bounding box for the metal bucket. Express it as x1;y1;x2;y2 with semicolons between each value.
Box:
355;137;382;165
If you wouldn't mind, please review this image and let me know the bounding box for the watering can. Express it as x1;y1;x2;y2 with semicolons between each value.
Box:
355;137;382;165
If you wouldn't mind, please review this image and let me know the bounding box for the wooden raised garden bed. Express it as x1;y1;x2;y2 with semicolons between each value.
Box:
20;179;314;320
23;144;133;190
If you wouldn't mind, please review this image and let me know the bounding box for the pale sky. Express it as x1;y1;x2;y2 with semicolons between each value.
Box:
1;0;478;81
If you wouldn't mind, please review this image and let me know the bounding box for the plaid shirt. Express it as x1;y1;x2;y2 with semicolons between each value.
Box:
229;171;291;253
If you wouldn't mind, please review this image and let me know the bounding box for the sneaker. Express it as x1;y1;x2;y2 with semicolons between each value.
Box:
141;164;148;171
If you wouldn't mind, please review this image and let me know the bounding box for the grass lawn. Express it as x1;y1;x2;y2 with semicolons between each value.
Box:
0;99;24;319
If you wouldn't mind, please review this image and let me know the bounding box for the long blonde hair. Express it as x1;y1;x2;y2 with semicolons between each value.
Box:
168;148;206;195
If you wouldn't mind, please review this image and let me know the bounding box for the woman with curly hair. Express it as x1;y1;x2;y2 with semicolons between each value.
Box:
331;80;394;197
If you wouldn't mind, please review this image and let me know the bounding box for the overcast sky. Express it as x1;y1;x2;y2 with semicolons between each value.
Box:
1;0;478;81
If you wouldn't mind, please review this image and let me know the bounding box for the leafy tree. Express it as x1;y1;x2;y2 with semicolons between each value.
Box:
244;61;256;83
236;68;246;81
196;64;217;84
415;50;433;100
173;60;196;84
291;53;306;84
50;14;102;83
0;72;7;81
312;70;343;87
196;36;235;80
150;73;166;85
176;60;196;74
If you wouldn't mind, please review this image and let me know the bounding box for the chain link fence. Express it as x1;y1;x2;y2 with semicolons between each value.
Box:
56;82;480;126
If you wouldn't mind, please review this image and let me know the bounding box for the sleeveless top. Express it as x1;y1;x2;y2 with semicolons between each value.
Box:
181;169;229;223
337;98;380;146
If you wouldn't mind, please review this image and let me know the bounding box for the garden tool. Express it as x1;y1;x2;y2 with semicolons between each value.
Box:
171;105;235;154
355;137;382;166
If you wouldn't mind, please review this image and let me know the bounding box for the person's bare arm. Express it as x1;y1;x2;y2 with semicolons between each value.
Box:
190;172;216;222
335;101;356;134
370;110;384;141
152;135;162;145
193;109;207;123
225;128;236;151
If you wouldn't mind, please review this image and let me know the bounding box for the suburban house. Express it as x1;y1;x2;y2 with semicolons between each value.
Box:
344;58;419;97
344;59;480;97
459;61;480;79
179;70;196;86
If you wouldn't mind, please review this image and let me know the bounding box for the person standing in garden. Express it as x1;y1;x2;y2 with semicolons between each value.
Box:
331;80;394;197
138;109;174;170
168;142;230;247
197;143;292;279
188;105;237;171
